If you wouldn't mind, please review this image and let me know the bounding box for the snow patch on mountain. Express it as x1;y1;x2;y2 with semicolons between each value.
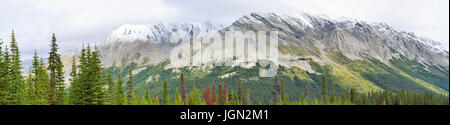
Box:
374;23;448;55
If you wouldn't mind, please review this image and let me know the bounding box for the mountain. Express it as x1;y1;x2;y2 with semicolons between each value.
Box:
58;22;225;86
59;12;449;101
100;22;225;67
223;13;448;67
105;22;225;44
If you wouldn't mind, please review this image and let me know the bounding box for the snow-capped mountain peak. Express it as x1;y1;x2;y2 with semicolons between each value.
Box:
234;12;448;56
105;22;225;44
374;22;449;55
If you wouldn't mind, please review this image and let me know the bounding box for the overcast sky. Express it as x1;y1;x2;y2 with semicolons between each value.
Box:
0;0;448;59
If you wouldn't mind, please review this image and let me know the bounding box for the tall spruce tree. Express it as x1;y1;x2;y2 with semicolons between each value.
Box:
350;88;356;103
77;45;89;104
115;69;125;105
29;53;50;105
126;70;135;104
162;81;170;105
69;56;81;104
48;33;60;105
70;45;105;105
218;84;223;105
140;87;151;105
25;72;34;104
106;69;115;104
88;46;105;105
130;87;137;105
36;58;50;105
174;88;182;105
189;84;202;105
55;54;65;104
28;50;40;104
31;51;39;101
8;30;25;104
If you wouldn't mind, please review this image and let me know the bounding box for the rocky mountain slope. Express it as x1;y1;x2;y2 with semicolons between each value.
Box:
59;12;449;99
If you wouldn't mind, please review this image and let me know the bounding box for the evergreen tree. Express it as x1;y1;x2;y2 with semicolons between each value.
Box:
29;50;50;105
8;30;25;104
47;33;66;105
130;87;137;105
189;84;202;105
384;86;390;104
29;50;40;104
114;69;125;105
126;70;135;104
73;45;88;105
300;92;307;104
331;83;336;103
153;96;160;105
341;88;347;103
88;46;105;104
139;87;149;105
70;45;105;105
55;54;65;104
350;88;356;103
174;88;182;105
238;81;244;104
0;40;10;104
162;81;170;105
106;69;115;104
69;56;81;104
218;84;222;105
280;79;287;105
25;73;34;104
321;75;328;103
36;58;50;105
48;33;59;105
78;45;91;104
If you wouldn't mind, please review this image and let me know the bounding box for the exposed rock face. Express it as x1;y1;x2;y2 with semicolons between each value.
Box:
223;13;448;68
100;41;174;67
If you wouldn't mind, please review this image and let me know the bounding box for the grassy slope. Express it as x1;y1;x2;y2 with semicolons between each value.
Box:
327;52;449;93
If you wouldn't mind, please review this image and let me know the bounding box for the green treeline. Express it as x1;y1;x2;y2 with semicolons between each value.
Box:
0;31;448;105
0;31;65;105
